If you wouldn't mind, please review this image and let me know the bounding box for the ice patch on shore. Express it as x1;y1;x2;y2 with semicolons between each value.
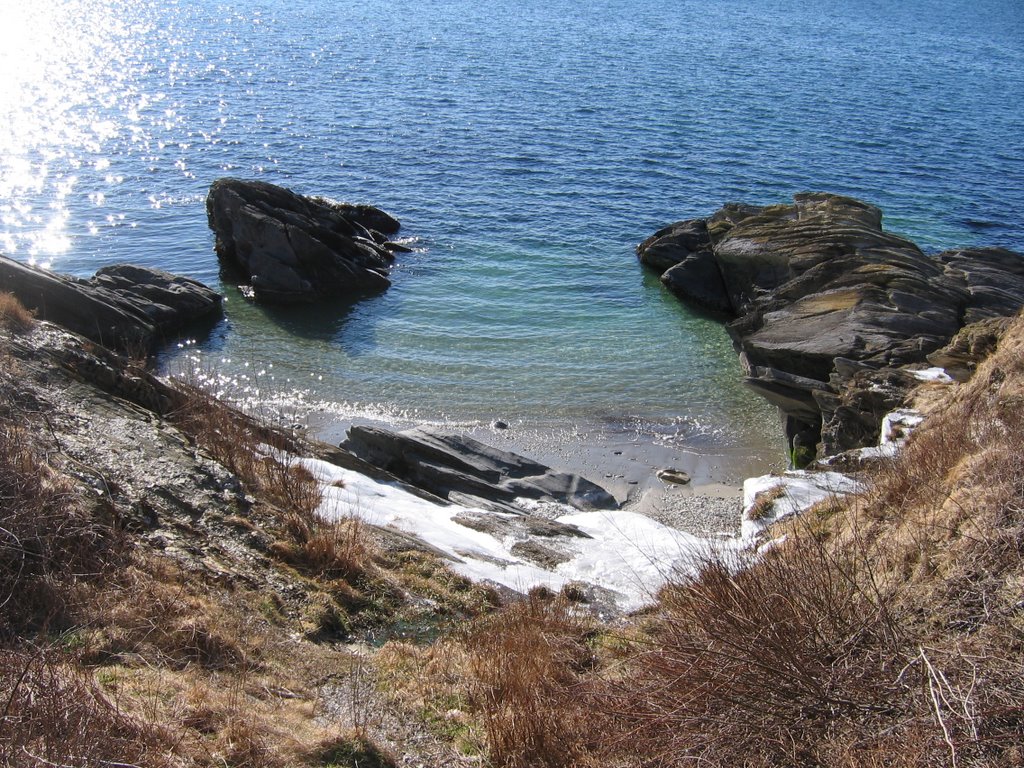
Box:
298;456;723;612
741;471;864;540
881;408;924;446
911;367;953;383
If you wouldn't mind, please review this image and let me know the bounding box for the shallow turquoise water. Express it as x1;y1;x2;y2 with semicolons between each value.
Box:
2;0;1022;458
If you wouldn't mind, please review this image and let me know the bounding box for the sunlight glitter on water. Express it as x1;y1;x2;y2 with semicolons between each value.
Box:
5;0;1022;473
0;0;200;262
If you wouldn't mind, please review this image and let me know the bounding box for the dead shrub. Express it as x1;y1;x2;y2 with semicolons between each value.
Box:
169;383;321;516
0;647;173;767
462;595;598;768
277;511;371;583
598;532;913;767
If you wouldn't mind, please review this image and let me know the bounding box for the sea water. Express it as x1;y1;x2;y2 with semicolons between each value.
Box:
1;0;1022;468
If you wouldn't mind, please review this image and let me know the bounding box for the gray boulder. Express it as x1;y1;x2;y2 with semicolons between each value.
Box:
0;254;222;352
206;178;403;303
342;425;618;511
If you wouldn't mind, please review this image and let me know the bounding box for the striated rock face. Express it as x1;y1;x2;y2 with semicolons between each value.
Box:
206;178;403;303
638;193;1024;460
0;254;222;352
343;425;619;511
926;315;1013;382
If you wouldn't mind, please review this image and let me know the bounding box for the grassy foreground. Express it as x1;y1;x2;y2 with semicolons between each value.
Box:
375;312;1024;767
2;292;1022;767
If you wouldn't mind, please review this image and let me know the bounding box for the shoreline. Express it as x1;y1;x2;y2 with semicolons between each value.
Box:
307;411;786;538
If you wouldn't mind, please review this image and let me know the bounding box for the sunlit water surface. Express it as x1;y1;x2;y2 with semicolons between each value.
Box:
2;0;1023;471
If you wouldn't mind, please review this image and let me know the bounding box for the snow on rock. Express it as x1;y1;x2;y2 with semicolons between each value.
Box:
555;510;727;612
911;367;953;383
741;471;864;540
297;456;722;612
880;408;924;446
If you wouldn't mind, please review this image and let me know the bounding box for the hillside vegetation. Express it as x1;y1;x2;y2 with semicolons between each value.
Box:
2;292;1022;767
382;313;1024;768
0;295;492;767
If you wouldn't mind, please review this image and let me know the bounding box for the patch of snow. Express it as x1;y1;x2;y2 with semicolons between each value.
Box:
555;510;730;612
880;408;924;446
297;457;722;612
911;367;953;383
741;471;864;540
852;443;900;462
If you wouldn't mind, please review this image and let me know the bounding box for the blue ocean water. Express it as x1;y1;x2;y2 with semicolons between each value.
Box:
2;0;1023;462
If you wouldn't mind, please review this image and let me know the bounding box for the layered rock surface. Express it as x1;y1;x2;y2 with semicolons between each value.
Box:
638;193;1024;458
0;254;222;352
206;178;404;303
343;425;619;512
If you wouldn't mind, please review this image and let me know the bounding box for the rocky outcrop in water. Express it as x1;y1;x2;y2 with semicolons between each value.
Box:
0;254;222;352
343;425;619;512
638;193;1024;460
206;178;404;303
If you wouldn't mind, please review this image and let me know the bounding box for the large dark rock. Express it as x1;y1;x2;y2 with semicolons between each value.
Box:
0;254;222;352
638;219;732;314
638;193;1024;460
342;425;618;511
206;178;403;304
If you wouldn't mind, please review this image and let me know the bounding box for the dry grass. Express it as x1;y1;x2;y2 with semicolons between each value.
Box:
461;595;600;768
90;560;257;672
0;292;34;334
746;482;786;521
601;532;914;766
0;647;177;767
376;595;601;768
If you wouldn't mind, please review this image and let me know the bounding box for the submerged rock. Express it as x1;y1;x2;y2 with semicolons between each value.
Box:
638;193;1024;459
206;178;402;303
0;254;222;352
342;425;618;511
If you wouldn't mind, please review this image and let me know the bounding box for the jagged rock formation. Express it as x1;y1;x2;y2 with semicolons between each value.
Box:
206;178;404;303
343;425;619;512
0;255;222;352
638;193;1024;459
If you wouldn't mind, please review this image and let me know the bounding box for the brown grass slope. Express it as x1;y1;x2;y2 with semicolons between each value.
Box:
410;314;1024;768
594;313;1024;767
0;298;491;767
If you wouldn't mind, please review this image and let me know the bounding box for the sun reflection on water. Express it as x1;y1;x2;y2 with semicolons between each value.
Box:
0;0;152;264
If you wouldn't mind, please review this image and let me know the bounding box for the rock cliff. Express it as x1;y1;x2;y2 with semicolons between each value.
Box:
638;193;1024;459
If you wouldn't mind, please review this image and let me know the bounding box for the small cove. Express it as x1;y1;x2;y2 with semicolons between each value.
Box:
3;0;1022;488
